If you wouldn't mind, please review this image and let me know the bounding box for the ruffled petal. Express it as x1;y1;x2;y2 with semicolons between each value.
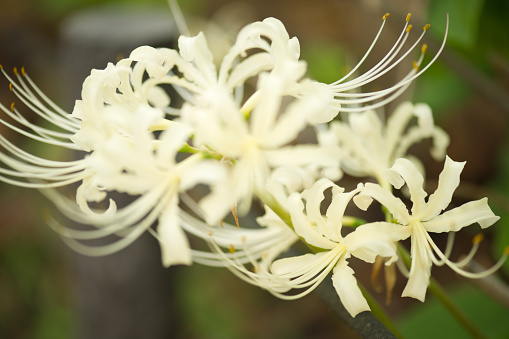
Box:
354;183;411;225
384;158;427;215
287;192;334;249
420;156;465;221
332;259;370;317
344;222;410;264
423;198;500;233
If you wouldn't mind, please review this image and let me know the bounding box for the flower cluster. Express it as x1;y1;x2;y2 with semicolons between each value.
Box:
0;12;506;318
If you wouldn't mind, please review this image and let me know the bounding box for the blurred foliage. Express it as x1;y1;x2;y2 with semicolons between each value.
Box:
398;284;509;338
428;0;485;51
0;189;74;339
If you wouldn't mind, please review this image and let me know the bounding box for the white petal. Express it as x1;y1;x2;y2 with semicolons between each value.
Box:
178;32;217;85
325;184;363;239
288;192;333;249
430;127;450;161
385;102;415;154
226;53;273;89
384;158;427;215
344;222;409;264
423;198;500;233
420;156;465;221
402;231;432;302
332;259;370;317
158;200;192;267
414;103;434;135
354;183;410;225
147;86;171;108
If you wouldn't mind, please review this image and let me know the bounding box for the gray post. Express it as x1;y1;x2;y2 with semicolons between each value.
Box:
59;5;179;339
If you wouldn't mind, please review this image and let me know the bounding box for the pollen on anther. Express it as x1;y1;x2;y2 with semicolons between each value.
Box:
8;83;12;91
406;13;411;22
473;233;484;245
421;43;428;54
412;61;419;71
21;67;26;77
383;13;390;20
10;102;15;112
13;67;18;76
423;24;431;31
229;244;235;254
406;25;413;33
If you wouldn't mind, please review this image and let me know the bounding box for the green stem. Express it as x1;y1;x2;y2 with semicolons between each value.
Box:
398;246;486;339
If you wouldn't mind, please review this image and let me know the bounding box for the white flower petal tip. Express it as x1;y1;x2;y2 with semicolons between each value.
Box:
332;262;370;317
353;194;373;211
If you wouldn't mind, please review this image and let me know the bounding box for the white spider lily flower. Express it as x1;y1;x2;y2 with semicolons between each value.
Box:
323;101;449;182
71;58;172;152
193;73;339;223
354;156;504;301
266;178;406;317
327;13;448;113
48;120;226;267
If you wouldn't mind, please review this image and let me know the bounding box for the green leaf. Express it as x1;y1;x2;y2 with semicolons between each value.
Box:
428;0;486;50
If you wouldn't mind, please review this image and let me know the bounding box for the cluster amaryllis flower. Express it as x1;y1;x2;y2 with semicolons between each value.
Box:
0;8;506;319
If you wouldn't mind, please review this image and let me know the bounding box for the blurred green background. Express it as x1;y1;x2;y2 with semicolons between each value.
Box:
0;0;508;338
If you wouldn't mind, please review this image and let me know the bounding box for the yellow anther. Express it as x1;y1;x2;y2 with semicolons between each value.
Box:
406;13;411;22
383;13;390;20
0;64;3;70
219;219;224;228
10;102;14;112
229;244;235;254
232;205;239;229
21;67;26;76
421;43;428;54
423;23;431;31
13;67;18;76
412;61;419;71
406;24;413;33
8;83;12;91
473;233;484;245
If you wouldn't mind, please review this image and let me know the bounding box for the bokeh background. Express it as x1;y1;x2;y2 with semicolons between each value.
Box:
0;0;508;338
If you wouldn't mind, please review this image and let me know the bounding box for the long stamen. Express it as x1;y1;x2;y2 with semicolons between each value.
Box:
425;231;509;279
329;13;448;113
